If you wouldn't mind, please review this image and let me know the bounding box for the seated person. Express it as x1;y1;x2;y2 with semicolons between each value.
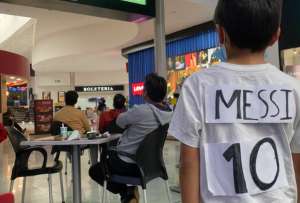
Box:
54;91;90;135
3;109;25;133
89;73;173;203
99;94;127;134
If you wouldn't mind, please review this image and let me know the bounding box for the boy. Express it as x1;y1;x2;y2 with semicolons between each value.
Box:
169;0;300;202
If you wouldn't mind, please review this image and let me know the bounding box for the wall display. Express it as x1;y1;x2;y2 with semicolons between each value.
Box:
167;47;225;97
34;100;53;134
7;84;28;107
75;85;124;93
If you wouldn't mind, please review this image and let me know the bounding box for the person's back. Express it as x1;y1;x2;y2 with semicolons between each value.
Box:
169;0;300;203
116;103;172;162
99;94;127;133
116;74;173;163
54;91;90;135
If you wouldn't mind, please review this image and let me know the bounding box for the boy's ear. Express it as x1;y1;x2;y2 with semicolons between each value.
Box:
216;24;225;45
269;27;281;46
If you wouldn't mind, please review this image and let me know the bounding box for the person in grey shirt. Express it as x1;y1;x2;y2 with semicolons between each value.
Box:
89;73;172;203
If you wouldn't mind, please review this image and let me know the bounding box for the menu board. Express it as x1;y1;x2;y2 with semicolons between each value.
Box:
34;100;53;134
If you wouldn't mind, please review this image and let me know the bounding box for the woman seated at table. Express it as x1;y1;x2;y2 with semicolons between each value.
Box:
99;94;127;134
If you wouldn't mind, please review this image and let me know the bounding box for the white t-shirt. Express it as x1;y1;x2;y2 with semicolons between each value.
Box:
169;62;300;203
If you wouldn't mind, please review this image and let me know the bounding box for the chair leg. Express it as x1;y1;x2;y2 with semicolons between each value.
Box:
9;180;14;192
48;174;54;203
165;180;173;203
143;189;148;203
59;171;66;203
101;180;107;203
21;177;27;203
65;154;68;175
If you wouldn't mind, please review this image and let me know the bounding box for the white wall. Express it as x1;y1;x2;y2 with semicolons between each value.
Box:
35;70;129;107
75;71;128;86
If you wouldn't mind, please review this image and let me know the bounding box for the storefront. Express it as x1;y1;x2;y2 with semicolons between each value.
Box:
75;85;127;110
35;71;129;111
0;50;30;121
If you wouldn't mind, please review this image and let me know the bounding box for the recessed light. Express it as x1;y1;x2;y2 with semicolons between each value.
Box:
293;49;298;55
9;76;15;80
16;78;22;81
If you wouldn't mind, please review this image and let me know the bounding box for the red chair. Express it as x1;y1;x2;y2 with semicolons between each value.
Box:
0;193;14;203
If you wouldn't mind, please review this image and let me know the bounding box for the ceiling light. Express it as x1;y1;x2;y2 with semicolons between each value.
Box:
16;78;22;81
9;76;15;80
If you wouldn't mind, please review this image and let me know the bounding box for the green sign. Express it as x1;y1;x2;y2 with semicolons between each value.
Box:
122;0;146;5
64;0;155;17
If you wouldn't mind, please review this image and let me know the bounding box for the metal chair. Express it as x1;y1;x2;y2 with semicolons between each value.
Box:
6;126;65;203
103;124;173;203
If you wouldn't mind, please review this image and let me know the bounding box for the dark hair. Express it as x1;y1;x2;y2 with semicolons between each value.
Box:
65;91;79;106
214;0;282;52
144;73;167;103
97;98;106;112
113;94;126;110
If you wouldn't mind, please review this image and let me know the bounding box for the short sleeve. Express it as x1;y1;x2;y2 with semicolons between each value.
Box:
168;77;203;148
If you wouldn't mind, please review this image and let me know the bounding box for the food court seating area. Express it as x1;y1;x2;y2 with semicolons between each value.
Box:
0;133;181;203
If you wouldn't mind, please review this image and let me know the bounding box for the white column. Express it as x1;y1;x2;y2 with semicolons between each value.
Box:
154;0;167;78
70;72;76;90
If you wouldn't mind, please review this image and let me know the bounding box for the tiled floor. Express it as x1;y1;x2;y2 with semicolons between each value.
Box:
0;138;182;203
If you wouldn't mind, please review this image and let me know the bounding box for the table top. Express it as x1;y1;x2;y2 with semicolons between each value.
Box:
21;134;122;146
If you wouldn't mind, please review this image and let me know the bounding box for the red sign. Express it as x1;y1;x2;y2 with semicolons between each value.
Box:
132;82;144;96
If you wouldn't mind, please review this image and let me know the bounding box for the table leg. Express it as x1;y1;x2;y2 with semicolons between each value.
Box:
72;145;82;203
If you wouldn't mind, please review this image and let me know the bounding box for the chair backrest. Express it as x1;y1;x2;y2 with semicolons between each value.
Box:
50;121;73;135
135;123;169;184
6;126;28;154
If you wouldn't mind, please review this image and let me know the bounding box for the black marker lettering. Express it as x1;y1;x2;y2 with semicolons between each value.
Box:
243;90;258;120
258;89;269;119
215;90;242;119
270;90;280;118
280;89;293;120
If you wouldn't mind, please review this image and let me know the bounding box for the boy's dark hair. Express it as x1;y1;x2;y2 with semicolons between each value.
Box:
65;91;79;106
214;0;282;52
113;94;126;110
144;73;167;103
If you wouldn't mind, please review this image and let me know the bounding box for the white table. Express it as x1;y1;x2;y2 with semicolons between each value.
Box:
21;134;122;203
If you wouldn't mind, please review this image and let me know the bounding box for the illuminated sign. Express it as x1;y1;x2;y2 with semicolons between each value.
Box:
132;82;144;96
75;85;124;92
63;0;155;17
122;0;146;5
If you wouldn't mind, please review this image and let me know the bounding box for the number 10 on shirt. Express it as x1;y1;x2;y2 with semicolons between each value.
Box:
204;137;288;196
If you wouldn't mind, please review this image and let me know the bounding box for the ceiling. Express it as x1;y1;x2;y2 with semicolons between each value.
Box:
0;0;218;74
